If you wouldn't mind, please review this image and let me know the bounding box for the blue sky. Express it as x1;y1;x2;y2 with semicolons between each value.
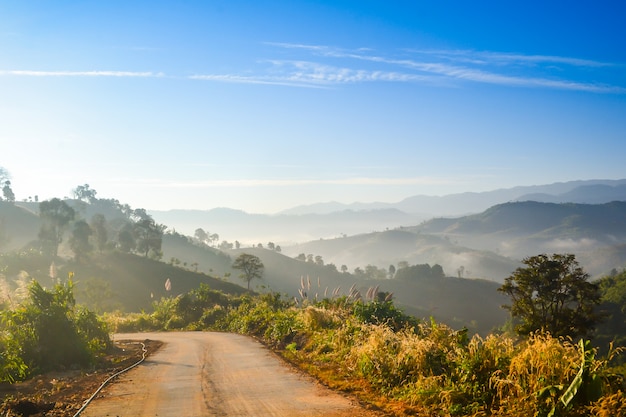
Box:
1;1;625;213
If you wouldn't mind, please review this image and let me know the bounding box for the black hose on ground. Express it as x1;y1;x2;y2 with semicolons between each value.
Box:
73;340;148;417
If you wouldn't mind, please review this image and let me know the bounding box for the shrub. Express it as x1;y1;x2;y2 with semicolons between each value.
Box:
0;279;110;381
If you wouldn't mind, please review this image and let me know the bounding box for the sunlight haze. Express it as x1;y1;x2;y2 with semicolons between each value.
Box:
1;1;625;213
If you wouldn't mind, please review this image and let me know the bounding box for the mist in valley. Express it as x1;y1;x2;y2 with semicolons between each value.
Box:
2;176;626;336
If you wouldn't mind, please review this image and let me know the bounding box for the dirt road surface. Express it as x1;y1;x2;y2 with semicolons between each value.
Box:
80;332;381;417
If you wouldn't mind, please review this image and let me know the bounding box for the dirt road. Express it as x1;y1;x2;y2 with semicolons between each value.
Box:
80;332;381;417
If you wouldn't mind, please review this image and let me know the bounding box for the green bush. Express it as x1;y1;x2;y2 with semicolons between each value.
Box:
0;279;111;381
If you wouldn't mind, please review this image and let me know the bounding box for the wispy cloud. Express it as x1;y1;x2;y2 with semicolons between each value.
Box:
405;48;614;68
3;44;622;93
0;70;163;77
111;176;458;189
191;60;446;88
194;42;622;93
188;73;327;88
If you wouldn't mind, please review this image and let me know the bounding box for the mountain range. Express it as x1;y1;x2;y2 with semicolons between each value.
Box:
150;179;626;244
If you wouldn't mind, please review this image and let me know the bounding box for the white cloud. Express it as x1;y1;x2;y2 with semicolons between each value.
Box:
0;70;163;77
3;44;621;93
266;43;624;93
107;176;460;189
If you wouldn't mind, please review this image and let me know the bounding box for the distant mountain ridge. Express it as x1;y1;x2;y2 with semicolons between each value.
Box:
282;179;626;216
151;179;626;244
280;200;626;282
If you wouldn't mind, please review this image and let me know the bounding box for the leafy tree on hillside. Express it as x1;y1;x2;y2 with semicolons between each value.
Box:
594;269;626;351
194;228;208;244
131;208;152;222
117;222;136;252
38;198;76;257
90;213;108;253
395;263;445;281
134;218;165;259
0;167;14;203
498;253;603;339
72;183;97;203
69;220;93;261
2;180;15;203
0;167;9;184
232;253;264;290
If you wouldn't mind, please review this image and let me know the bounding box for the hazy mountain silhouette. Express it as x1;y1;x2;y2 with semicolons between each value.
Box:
282;179;626;215
150;180;626;244
280;201;626;283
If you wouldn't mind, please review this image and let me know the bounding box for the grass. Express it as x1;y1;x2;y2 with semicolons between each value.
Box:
107;288;625;416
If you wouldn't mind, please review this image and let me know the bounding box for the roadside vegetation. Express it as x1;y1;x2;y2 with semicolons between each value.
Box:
103;270;626;417
0;277;110;383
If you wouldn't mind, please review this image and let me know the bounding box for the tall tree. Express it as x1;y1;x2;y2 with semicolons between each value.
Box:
90;214;108;253
0;168;14;202
498;253;603;339
117;222;136;253
2;180;15;202
72;184;97;203
134;218;165;259
38;198;75;257
194;228;208;244
232;253;264;290
69;220;92;261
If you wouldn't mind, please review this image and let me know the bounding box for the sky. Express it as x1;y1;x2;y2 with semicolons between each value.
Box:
1;1;625;214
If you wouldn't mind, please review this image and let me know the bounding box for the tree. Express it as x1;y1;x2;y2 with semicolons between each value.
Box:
232;253;264;290
219;240;234;250
2;180;15;203
194;228;208;244
72;184;97;203
117;222;136;253
134;218;165;259
498;253;603;339
69;220;92;261
0;167;13;202
38;198;76;257
90;214;108;253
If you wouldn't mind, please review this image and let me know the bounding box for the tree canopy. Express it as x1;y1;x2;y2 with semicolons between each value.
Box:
38;198;76;257
232;253;264;290
498;253;602;339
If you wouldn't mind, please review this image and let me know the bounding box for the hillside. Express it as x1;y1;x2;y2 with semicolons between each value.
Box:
0;250;248;313
159;241;508;335
408;201;626;276
0;201;40;250
232;247;509;335
281;229;521;282
280;201;626;281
